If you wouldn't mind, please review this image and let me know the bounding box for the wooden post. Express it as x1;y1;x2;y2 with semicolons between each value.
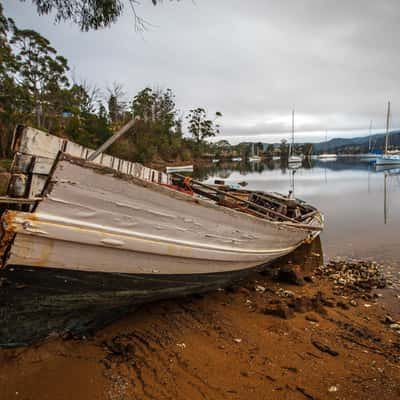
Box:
87;118;137;162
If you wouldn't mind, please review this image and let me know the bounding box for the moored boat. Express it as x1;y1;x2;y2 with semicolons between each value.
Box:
288;155;302;164
318;130;337;160
0;125;323;345
287;110;303;166
318;153;337;160
375;102;400;166
165;164;194;173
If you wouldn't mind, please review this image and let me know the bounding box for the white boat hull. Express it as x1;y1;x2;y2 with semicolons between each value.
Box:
0;126;323;346
165;165;193;173
318;154;337;160
375;156;400;166
4;157;321;275
288;156;302;163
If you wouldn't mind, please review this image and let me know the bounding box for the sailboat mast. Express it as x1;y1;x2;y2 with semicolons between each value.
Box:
385;101;391;154
369;120;372;151
291;109;295;156
325;130;328;153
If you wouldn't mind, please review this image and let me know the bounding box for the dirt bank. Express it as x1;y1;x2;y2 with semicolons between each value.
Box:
0;249;399;400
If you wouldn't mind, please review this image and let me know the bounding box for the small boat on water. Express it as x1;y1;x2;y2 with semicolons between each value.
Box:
288;161;302;170
375;102;400;166
361;121;382;160
288;155;302;164
231;157;242;162
165;165;194;173
318;154;337;160
288;110;303;166
0;125;323;345
377;154;400;165
318;130;337;160
248;143;262;162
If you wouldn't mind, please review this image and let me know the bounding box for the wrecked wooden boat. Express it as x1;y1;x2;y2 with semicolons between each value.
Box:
0;125;323;346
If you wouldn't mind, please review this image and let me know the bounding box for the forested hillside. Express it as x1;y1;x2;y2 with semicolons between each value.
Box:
0;5;221;163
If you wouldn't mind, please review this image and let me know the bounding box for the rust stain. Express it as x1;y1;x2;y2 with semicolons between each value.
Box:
0;211;18;265
24;212;38;222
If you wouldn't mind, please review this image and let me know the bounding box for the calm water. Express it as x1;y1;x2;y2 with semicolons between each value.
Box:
195;158;400;266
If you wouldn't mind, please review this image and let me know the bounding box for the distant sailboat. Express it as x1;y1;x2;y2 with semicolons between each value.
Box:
375;101;400;166
361;120;381;160
318;130;337;160
288;110;302;165
249;143;262;162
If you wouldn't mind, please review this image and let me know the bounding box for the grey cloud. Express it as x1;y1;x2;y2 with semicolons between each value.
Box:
3;0;400;142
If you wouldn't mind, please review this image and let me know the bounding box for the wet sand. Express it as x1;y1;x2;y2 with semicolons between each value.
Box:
1;246;399;400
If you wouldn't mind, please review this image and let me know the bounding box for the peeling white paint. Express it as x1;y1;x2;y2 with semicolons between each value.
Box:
3;126;323;275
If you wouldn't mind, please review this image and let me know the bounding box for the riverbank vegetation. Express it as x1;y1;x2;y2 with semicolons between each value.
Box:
0;5;223;164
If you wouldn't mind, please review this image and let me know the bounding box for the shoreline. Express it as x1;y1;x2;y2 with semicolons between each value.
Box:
0;244;399;399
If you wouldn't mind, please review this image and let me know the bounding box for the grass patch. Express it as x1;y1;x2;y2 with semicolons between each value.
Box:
0;159;12;172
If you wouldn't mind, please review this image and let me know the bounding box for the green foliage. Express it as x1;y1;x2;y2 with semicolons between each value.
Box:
186;108;222;155
10;27;70;129
130;87;187;162
265;144;275;157
19;0;166;31
280;138;289;159
0;6;222;165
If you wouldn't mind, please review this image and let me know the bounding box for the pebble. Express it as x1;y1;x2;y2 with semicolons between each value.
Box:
384;315;394;324
255;285;266;293
316;258;389;292
276;288;295;298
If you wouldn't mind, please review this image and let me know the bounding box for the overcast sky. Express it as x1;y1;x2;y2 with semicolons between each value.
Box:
4;0;400;143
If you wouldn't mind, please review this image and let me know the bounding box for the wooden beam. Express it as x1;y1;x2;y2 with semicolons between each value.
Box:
173;173;299;223
0;196;42;204
87;118;137;162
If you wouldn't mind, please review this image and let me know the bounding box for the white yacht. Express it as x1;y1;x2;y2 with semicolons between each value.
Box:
375;102;400;166
288;109;303;165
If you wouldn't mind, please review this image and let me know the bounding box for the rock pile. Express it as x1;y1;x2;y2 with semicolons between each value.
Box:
316;258;387;291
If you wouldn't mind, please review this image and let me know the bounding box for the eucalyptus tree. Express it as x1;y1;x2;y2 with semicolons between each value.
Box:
131;87;182;161
18;0;169;31
11;28;70;128
0;4;18;157
186;108;222;144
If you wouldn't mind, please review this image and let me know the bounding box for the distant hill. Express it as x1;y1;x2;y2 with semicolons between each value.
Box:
251;130;400;154
312;131;400;154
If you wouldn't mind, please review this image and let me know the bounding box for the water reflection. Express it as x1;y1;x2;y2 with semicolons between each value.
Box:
195;158;400;264
384;170;400;225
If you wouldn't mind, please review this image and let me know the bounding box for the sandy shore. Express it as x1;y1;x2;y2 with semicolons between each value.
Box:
1;244;399;400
